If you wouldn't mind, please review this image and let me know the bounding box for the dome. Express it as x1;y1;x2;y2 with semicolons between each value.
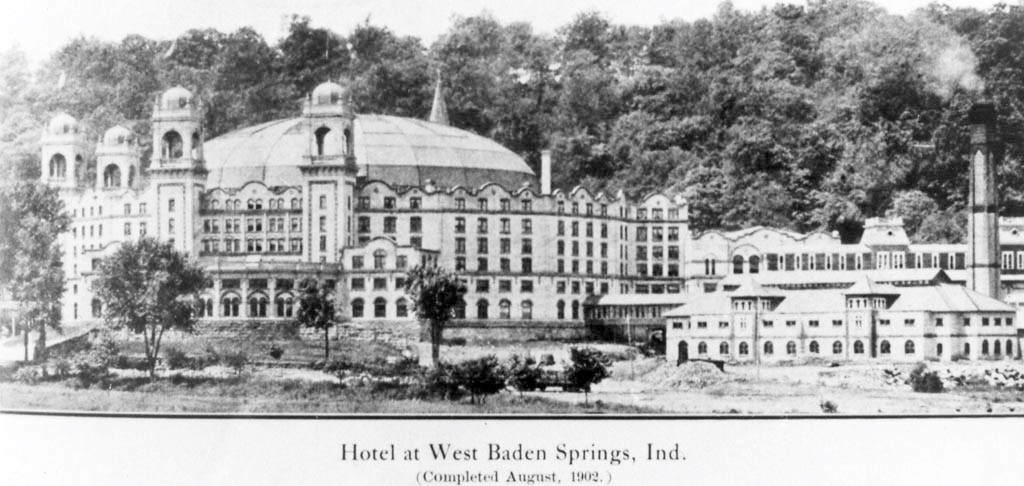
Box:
102;125;132;146
48;113;78;135
311;81;346;106
202;115;536;189
160;86;193;109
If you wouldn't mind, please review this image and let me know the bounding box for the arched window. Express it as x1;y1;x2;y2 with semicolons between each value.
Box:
1007;340;1013;357
499;300;511;319
904;340;915;355
833;340;843;354
749;255;760;274
396;298;408;318
880;340;891;354
454;299;466;319
982;339;989;355
191;132;200;158
162;130;183;159
571;300;580;320
374;297;387;318
994;340;1001;356
764;341;774;355
291;198;300;209
103;164;121;188
49;154;67;178
556;300;565;320
222;295;240;317
202;297;213;317
698;342;708;355
854;340;864;354
274;295;294;317
809;341;819;354
315;126;331;156
521;300;533;320
719;342;729;355
733;255;744;274
476;299;489;319
351;298;364;318
739;342;749;355
91;298;102;318
249;295;267;317
786;341;797;355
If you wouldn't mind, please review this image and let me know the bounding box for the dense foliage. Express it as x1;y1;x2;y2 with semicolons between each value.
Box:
404;265;468;366
295;278;339;361
4;1;1024;241
92;238;208;378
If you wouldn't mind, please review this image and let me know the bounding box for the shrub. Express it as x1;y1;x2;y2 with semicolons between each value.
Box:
507;355;543;393
443;337;467;346
453;356;507;404
223;351;249;375
820;399;839;413
565;347;611;404
539;354;556;366
87;333;121;368
51;357;73;379
269;345;284;360
909;363;944;393
163;347;190;370
424;362;463;401
13;366;41;384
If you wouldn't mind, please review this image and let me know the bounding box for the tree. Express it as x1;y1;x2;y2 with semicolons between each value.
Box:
404;265;467;366
0;182;69;361
453;355;507;404
295;278;338;361
565;347;610;405
92;238;207;378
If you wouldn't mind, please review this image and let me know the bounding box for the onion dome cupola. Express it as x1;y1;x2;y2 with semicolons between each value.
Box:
40;112;85;189
151;85;204;167
303;81;355;163
95;125;140;190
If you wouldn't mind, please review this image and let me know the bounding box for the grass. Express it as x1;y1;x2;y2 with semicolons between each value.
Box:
124;334;407;366
0;375;659;414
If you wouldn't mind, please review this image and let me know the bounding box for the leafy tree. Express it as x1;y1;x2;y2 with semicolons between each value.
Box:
295;278;338;361
565;347;610;405
0;183;69;361
453;355;507;404
507;355;543;395
404;265;467;367
92;238;207;378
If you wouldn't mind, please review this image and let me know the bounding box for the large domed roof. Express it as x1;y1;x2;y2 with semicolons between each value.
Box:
202;115;535;189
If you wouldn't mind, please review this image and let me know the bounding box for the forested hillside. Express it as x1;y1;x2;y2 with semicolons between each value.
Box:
3;0;1024;242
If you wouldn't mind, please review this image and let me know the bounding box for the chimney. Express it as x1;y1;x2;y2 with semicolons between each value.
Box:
966;102;1001;299
541;149;552;195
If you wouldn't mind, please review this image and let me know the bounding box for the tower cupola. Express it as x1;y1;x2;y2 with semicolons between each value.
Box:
40;112;85;189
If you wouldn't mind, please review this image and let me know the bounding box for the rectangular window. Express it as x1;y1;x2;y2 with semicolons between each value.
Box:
373;278;387;290
319;235;327;251
351;256;364;269
500;199;510;211
498;280;512;292
477;238;488;254
410;217;421;233
477;218;488;234
935;318;943;327
522;200;532;211
832;319;843;327
455;217;466;233
139;222;147;236
500;238;511;254
521;280;533;293
478;199;488;211
384;217;396;233
522;219;532;234
409;197;421;209
357;197;370;209
455;238;466;254
351;278;365;291
168;199;175;212
522;239;532;254
476;280;490;293
319;195;327;209
808;320;819;327
319;216;327;232
521;258;532;273
455;257;466;271
383;197;395;209
455;198;465;210
124;223;131;236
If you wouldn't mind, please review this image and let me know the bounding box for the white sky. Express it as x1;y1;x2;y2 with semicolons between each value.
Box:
0;0;1011;65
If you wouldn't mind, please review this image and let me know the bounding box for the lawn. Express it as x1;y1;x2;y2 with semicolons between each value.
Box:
0;373;656;414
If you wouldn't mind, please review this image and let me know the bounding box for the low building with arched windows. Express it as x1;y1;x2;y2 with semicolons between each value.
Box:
664;271;1018;363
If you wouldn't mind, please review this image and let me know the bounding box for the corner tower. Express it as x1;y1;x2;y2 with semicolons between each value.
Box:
40;113;85;190
300;81;358;263
147;86;206;255
967;102;1001;299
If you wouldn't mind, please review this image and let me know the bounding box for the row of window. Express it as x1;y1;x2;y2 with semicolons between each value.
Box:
454;238;533;255
687;339;917;357
357;194;683;221
203;217;302;234
200;238;303;254
721;252;968;276
358;216;422;234
350;251;410;270
206;198;302;211
73;203;149;219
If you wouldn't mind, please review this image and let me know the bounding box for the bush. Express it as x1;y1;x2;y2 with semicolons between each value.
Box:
13;366;42;384
443;337;467;346
87;333;121;368
909;363;944;393
223;351;249;375
453;356;507;404
51;357;73;379
507;355;543;393
269;345;284;360
424;362;463;401
565;348;610;403
164;347;190;370
820;399;839;413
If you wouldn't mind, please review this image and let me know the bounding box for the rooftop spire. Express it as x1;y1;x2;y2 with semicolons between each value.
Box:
429;69;450;126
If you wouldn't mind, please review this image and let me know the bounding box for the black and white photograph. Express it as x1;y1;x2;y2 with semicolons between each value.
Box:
1;0;1023;483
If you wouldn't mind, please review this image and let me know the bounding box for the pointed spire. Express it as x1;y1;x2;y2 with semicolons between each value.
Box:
429;68;450;126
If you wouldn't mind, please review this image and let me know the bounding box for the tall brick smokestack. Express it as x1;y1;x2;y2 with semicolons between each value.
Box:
967;102;1001;299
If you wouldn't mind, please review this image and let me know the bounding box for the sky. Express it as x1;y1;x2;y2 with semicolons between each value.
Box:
0;0;1010;65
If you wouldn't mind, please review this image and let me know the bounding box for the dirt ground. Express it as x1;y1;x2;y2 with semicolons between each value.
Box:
527;357;1024;414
